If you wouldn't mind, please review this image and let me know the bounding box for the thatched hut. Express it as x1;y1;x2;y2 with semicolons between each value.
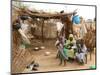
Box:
12;6;34;73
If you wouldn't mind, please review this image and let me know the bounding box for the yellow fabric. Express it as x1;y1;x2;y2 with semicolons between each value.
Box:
66;39;76;45
68;34;76;44
67;49;75;58
69;34;74;38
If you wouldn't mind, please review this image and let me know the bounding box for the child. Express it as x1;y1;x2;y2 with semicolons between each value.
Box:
75;39;87;64
55;37;68;66
75;52;85;64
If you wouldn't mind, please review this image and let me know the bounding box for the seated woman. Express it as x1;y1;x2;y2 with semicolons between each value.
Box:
64;34;76;62
66;44;75;62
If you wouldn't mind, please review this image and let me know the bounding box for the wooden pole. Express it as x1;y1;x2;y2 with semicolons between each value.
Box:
41;19;44;43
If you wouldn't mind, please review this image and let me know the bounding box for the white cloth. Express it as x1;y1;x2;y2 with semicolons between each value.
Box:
82;44;87;54
81;23;87;34
18;29;31;44
55;40;59;46
76;53;85;62
29;64;33;70
80;23;87;38
56;22;64;32
21;23;29;34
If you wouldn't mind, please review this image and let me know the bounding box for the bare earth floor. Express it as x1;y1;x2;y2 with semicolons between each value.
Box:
23;39;96;73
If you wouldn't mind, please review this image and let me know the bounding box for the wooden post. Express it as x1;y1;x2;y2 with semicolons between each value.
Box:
41;19;44;43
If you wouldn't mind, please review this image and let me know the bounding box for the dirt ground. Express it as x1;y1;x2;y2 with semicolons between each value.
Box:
23;39;96;73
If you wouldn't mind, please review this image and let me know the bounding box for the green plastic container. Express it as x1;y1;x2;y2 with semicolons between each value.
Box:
89;65;96;69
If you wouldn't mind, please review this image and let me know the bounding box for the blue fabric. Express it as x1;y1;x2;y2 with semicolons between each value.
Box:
72;15;80;24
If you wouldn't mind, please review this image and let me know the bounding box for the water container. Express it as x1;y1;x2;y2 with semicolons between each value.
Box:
72;15;80;24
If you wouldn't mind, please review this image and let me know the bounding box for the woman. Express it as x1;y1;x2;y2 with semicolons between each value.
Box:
64;34;76;62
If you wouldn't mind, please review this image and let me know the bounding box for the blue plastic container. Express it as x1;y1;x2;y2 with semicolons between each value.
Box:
72;15;80;24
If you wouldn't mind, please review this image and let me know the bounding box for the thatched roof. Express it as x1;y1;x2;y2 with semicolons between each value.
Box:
25;10;73;19
12;5;74;19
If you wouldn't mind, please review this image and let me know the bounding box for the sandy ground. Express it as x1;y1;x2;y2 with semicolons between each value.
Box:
23;39;96;73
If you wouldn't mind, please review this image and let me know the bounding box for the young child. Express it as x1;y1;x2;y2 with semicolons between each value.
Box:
55;37;68;66
75;39;87;64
